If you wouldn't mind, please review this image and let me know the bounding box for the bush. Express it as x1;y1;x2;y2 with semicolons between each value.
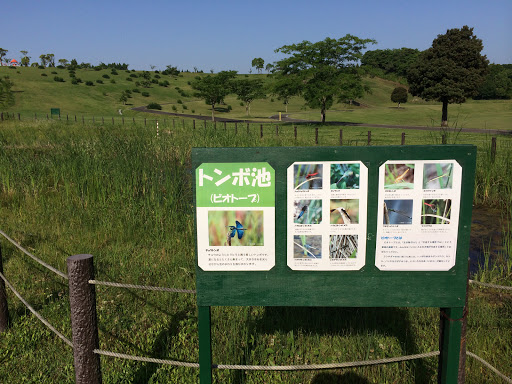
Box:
227;105;232;111
53;76;65;82
151;79;158;84
102;74;110;79
126;77;133;81
41;73;47;77
130;73;137;78
172;105;177;111
141;91;150;97
110;79;116;84
240;102;244;106
177;99;183;104
182;105;188;110
71;78;79;85
191;109;195;113
147;102;162;110
111;70;118;75
96;79;103;84
51;71;58;74
38;65;45;69
85;81;94;86
154;74;160;79
132;88;140;93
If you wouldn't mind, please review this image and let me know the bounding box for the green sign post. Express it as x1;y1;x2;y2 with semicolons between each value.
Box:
193;145;476;383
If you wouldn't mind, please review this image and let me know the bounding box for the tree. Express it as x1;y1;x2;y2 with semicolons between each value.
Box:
269;73;302;113
475;64;512;100
191;70;237;121
58;59;69;67
46;54;55;67
274;35;376;123
39;54;48;67
0;76;15;108
0;48;7;66
361;48;420;77
407;26;488;127
265;63;274;74
251;58;264;74
20;50;30;67
391;87;408;107
233;79;265;116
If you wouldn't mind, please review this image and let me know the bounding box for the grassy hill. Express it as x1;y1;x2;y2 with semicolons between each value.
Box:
2;66;511;130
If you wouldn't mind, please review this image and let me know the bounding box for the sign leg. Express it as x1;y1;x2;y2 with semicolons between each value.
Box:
438;307;464;384
198;306;212;384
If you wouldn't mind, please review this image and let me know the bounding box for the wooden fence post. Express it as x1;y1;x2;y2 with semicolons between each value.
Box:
401;132;406;145
235;122;238;135
491;137;497;163
260;124;263;138
247;123;250;134
367;131;371;145
339;129;343;146
193;120;196;129
276;125;279;136
67;254;102;384
442;135;447;144
0;244;9;333
315;127;318;145
18;113;21;121
294;126;297;141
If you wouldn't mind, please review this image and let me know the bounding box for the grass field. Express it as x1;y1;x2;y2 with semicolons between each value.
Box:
2;66;511;131
0;118;511;383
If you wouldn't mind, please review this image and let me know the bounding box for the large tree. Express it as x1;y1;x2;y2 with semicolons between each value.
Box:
274;35;376;123
191;70;237;121
407;26;488;127
0;48;7;66
251;57;264;74
233;78;265;116
391;87;408;108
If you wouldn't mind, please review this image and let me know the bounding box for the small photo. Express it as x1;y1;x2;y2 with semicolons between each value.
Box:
330;199;359;224
208;210;264;246
421;199;452;224
294;164;323;190
383;200;413;225
329;235;358;259
423;163;454;189
330;163;360;189
384;163;415;189
294;199;322;224
294;235;322;259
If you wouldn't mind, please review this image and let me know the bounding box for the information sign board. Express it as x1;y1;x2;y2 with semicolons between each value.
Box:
193;145;476;308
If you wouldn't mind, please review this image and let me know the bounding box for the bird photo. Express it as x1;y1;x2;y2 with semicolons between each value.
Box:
330;199;359;224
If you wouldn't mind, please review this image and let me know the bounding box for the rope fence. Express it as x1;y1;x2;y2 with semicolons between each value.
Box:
1;229;511;383
0;271;73;348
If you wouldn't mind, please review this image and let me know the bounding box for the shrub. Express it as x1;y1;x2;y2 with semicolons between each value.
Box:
158;81;168;87
227;105;232;111
182;104;188;110
177;99;183;104
96;79;103;84
147;102;162;110
240;102;244;106
71;78;79;85
172;105;177;111
125;89;132;95
126;77;133;81
151;79;158;84
130;73;137;78
154;74;160;79
41;73;47;77
111;70;118;75
53;76;65;82
38;65;45;69
85;81;94;86
110;79;116;84
51;71;58;74
141;91;150;97
102;74;110;79
132;88;140;93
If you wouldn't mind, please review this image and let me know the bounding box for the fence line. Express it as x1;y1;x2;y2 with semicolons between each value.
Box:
469;279;512;291
0;271;73;348
94;349;200;368
467;351;512;383
88;279;196;294
0;229;68;280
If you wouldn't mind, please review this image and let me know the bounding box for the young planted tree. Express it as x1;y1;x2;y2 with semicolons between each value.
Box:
233;78;265;116
191;70;237;121
251;57;265;74
274;35;376;123
391;87;408;108
269;73;302;113
407;26;488;126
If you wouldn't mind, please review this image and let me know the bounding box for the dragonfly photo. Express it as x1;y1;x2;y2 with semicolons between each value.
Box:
421;199;452;224
329;235;358;259
330;163;360;189
423;163;454;189
293;199;322;224
330;199;359;224
383;200;413;225
294;164;323;190
294;235;322;259
384;163;415;189
208;210;264;246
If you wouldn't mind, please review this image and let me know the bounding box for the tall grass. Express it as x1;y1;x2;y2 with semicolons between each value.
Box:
0;118;511;383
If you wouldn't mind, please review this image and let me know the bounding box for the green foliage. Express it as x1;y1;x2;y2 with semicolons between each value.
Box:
475;64;512;100
96;79;103;84
408;26;488;125
361;48;420;78
274;35;376;122
132;88;140;93
141;91;150;97
126;77;133;81
41;73;47;76
102;74;110;79
53;76;65;82
391;87;408;106
251;57;265;73
191;70;237;120
85;80;94;86
146;102;162;110
232;78;265;115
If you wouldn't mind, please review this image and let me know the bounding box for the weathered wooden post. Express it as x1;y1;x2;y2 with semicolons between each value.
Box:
339;129;343;146
401;132;406;145
367;131;371;145
276;125;279;136
315;127;318;145
193;120;196;129
235;122;238;135
491;137;497;163
294;126;297;141
67;254;102;384
260;124;263;138
247;123;250;134
18;113;21;121
0;244;9;333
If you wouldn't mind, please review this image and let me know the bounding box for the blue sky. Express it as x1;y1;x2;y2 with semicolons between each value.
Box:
3;0;511;72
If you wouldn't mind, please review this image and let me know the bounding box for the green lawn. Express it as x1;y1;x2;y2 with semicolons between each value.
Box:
3;67;511;130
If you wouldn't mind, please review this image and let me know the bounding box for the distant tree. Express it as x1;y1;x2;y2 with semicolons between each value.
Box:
0;76;15;108
31;62;39;67
391;87;408;107
191;70;237;121
274;36;376;123
20;50;30;67
265;63;274;74
233;78;265;116
58;59;69;67
252;58;264;74
475;64;512;100
408;26;488;126
70;59;78;68
0;48;7;65
46;54;55;67
39;54;48;67
361;48;420;77
119;93;128;105
268;73;301;113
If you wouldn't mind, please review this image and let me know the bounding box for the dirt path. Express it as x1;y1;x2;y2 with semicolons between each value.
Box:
133;106;512;136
